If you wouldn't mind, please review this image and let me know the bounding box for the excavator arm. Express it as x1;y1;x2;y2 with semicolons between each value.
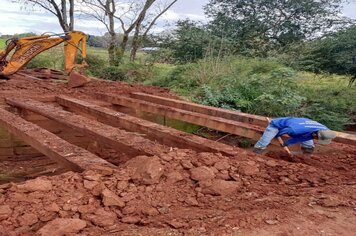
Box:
63;31;87;73
0;31;87;78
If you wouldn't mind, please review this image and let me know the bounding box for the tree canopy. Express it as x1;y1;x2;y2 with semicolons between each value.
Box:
296;25;356;85
205;0;351;56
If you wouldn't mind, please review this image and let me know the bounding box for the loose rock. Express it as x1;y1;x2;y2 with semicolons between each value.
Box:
16;178;52;192
141;206;160;216
126;156;164;185
121;216;141;224
166;171;184;184
190;166;215;181
101;188;125;207
181;160;194;169
86;209;117;227
45;202;60;212
214;160;230;171
0;205;12;215
37;218;86;236
18;213;38;226
238;162;260;176
200;179;241;196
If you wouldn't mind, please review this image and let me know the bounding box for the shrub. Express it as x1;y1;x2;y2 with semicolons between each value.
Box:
119;63;154;83
303;104;350;130
27;50;63;69
83;54;107;76
27;55;54;69
94;62;154;83
99;66;125;81
146;48;174;64
147;56;354;130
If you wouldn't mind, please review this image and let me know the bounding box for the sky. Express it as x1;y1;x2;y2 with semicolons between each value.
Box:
0;0;355;36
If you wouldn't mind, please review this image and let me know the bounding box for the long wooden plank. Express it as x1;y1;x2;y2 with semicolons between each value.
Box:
56;95;244;156
0;107;114;171
131;93;356;146
95;93;281;145
334;131;356;146
131;92;268;127
6;98;167;157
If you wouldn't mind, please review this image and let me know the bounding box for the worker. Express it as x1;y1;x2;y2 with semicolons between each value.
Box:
253;117;337;154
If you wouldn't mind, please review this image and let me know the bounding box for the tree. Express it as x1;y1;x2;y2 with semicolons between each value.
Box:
81;0;178;64
159;20;233;63
296;26;356;86
205;0;351;56
81;0;119;65
87;34;108;47
17;0;75;32
129;0;178;61
81;0;154;64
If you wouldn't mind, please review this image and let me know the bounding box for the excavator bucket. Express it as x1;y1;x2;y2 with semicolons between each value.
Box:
68;71;91;88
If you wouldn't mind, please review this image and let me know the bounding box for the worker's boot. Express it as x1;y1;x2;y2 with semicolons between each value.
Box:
301;146;314;154
253;147;265;154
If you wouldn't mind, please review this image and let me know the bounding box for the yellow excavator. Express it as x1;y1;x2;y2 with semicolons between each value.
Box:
0;31;88;85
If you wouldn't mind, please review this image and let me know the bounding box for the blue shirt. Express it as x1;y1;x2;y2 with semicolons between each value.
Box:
270;117;329;145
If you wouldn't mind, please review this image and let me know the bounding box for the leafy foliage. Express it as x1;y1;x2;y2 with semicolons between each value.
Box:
148;57;354;130
97;66;126;81
92;62;154;83
158;20;233;63
146;48;174;64
292;26;356;84
195;66;306;117
205;0;351;56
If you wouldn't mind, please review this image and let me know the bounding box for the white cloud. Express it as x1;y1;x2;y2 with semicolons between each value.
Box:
160;9;207;21
161;9;181;21
0;0;354;36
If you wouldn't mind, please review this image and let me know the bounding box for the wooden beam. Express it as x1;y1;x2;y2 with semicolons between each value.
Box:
131;93;356;147
6;98;166;157
56;95;243;156
131;92;268;127
334;131;356;146
0;107;114;171
95;93;280;145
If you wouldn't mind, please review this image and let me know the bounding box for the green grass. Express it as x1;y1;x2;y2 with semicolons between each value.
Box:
87;47;108;60
27;46;108;70
0;38;6;48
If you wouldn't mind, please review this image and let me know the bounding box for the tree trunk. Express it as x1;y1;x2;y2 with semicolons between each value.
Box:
61;0;68;29
108;33;117;66
129;3;149;61
130;37;140;61
69;0;74;31
130;26;142;61
117;33;129;63
107;0;117;66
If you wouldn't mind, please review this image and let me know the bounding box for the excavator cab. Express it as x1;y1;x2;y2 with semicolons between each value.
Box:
0;31;88;81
